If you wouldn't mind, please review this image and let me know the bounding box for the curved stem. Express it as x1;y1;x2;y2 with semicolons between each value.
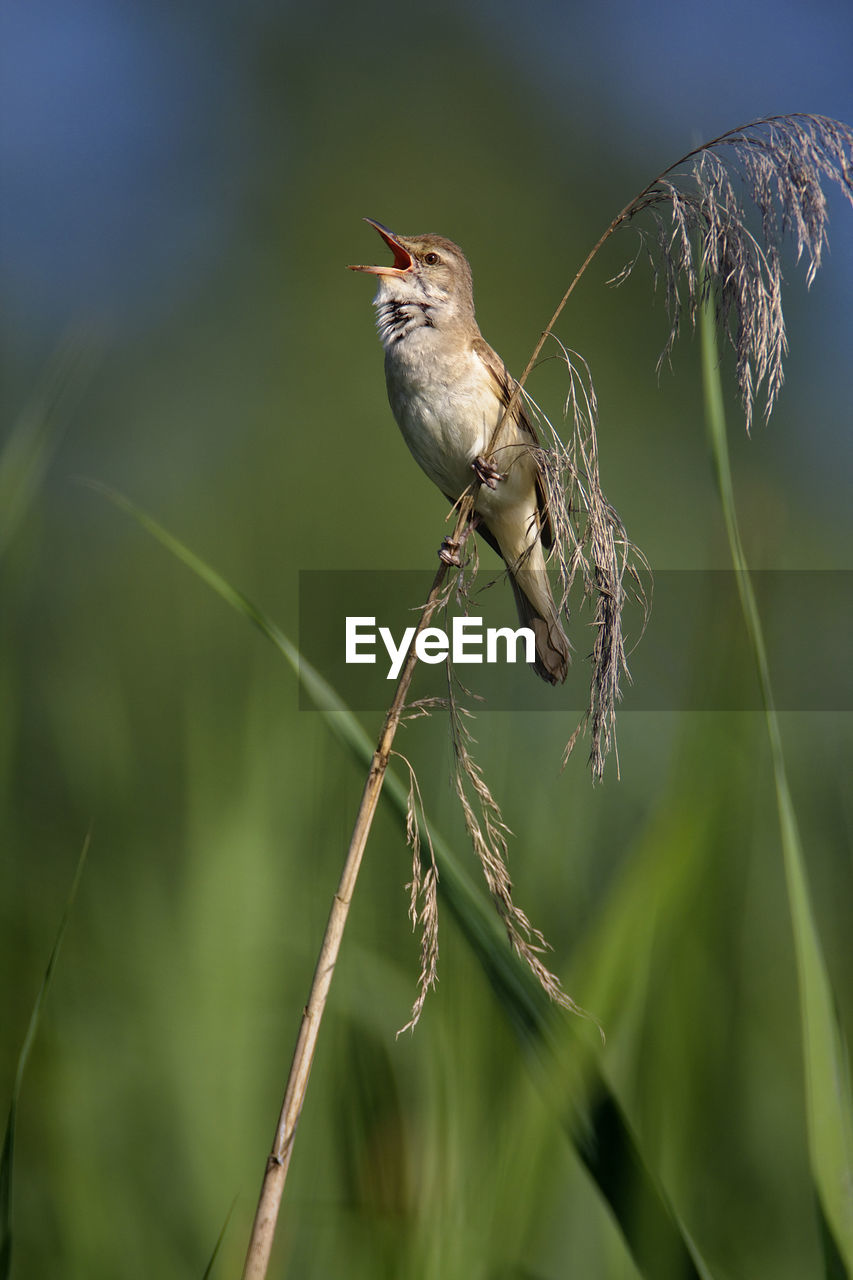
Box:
240;547;462;1279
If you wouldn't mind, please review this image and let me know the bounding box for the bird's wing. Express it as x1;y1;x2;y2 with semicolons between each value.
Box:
472;337;554;550
472;337;540;445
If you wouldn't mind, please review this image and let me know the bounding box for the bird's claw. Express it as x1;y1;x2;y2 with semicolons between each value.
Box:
439;537;462;567
472;455;503;489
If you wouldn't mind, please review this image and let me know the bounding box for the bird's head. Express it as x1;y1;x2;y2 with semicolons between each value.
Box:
349;220;475;324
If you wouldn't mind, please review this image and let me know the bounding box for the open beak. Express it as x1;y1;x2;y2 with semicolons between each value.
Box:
348;218;413;276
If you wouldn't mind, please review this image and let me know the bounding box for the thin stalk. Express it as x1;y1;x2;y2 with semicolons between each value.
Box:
240;550;456;1279
700;299;853;1271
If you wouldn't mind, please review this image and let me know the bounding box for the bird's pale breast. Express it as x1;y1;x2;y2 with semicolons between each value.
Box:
385;333;525;505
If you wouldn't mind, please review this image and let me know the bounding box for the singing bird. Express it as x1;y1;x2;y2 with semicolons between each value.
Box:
349;219;570;684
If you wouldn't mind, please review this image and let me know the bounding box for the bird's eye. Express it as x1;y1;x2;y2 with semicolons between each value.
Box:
423;252;440;265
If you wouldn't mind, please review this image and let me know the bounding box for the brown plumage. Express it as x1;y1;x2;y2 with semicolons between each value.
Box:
350;221;569;684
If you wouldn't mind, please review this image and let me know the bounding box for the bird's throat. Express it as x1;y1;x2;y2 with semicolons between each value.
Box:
374;298;435;347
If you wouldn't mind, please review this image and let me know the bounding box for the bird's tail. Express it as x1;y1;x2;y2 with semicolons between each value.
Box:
509;567;570;685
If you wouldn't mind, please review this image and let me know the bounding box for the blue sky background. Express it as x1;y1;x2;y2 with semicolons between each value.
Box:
2;0;851;335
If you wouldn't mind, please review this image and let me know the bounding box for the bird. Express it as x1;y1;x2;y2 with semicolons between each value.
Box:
349;219;569;684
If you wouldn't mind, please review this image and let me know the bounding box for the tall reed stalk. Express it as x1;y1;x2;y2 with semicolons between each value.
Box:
239;554;454;1280
700;304;853;1271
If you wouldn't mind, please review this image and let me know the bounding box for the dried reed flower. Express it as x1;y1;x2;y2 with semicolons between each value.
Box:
445;668;583;1013
613;114;853;430
396;752;440;1035
487;113;852;776
522;366;651;781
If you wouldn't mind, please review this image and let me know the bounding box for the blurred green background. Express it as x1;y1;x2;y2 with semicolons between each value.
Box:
2;1;852;1277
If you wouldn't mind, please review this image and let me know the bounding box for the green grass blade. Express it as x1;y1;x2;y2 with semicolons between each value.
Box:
0;832;90;1280
79;483;370;768
78;481;300;666
701;302;853;1273
92;485;714;1279
200;1197;237;1280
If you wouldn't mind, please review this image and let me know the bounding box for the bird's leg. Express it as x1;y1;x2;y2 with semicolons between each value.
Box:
439;513;481;566
472;455;503;490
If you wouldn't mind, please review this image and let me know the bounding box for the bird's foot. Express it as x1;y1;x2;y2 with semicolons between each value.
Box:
438;537;463;567
472;455;503;490
439;512;481;566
